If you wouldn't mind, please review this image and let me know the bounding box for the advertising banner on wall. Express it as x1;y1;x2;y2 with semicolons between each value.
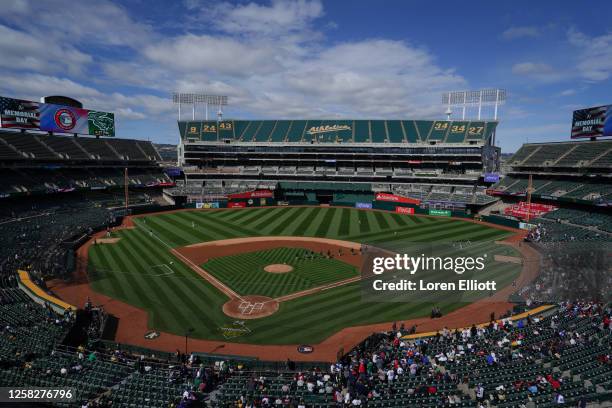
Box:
228;201;247;208
355;202;373;209
0;96;115;136
395;206;415;214
196;202;220;209
571;105;612;139
227;190;274;200
429;209;451;217
375;192;420;205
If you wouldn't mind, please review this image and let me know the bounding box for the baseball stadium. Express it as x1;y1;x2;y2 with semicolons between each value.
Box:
0;3;611;407
0;93;609;407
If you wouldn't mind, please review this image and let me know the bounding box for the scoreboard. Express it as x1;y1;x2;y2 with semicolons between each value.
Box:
571;105;612;139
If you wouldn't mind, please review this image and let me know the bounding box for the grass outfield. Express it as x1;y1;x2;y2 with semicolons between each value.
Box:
203;247;358;298
87;207;521;344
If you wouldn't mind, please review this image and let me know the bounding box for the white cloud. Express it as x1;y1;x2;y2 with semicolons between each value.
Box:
0;0;153;47
511;62;566;83
143;34;279;77
559;88;576;96
501;26;540;40
194;0;324;37
1;0;470;135
567;28;612;81
0;73;171;122
0;24;92;75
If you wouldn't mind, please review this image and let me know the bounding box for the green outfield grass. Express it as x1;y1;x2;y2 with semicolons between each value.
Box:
87;207;521;344
203;247;358;298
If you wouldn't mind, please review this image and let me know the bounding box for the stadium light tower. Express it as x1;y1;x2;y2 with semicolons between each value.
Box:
172;92;228;121
442;89;506;121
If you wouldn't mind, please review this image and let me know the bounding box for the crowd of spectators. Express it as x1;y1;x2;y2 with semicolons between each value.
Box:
217;302;610;407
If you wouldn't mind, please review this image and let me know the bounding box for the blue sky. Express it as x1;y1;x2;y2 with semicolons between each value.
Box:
1;0;611;152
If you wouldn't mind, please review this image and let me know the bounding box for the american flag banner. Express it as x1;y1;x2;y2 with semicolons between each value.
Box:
571;105;608;139
0;97;40;129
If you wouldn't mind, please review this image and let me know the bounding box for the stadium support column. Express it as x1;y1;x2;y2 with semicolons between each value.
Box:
185;327;194;355
526;174;533;222
124;168;129;211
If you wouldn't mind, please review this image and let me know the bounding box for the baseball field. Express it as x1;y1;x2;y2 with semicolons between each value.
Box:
87;207;521;345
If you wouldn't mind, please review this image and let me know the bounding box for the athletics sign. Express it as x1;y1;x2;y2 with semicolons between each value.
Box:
0;96;115;136
571;105;612;139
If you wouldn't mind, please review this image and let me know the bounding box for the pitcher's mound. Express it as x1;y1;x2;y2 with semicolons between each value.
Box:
264;264;293;273
223;295;279;319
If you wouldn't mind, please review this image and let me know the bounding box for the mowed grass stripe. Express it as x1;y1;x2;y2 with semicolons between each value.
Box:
223;208;261;222
265;208;304;236
314;207;338;236
357;209;370;233
287;207;318;236
197;211;263;237
370;222;491;245
251;207;292;232
129;228;229;331
138;217;190;247
373;211;390;230
153;214;218;243
238;208;278;227
89;244;129;301
388;213;408;227
273;208;318;236
120;232;197;330
178;212;241;240
102;237;174;328
303;208;331;236
338;208;351;236
346;218;457;241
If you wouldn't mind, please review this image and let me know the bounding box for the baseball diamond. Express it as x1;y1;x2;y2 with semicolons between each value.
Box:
84;207;522;345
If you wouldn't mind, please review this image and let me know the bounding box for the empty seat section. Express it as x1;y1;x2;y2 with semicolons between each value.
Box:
199;121;219;141
217;121;235;140
75;138;119;160
106;139;148;160
253;120;275;142
239;121;261;142
370;120;387;143
591;149;612;167
0;132;57;159
428;121;448;141
466;121;486;140
269;120;290;142
522;144;571;166
353;120;370;143
136;141;162;160
0;142;20;159
554;143;595;166
402;121;420;143
445;122;469;143
183;121;202;141
38;135;89;159
414;120;432;141
509;145;539;164
286;120;307;142
233;120;250;141
386;120;404;143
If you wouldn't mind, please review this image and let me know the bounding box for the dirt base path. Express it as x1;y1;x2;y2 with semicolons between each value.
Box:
48;210;541;362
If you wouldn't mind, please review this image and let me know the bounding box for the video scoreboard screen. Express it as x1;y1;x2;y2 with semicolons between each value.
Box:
571;105;612;139
0;96;115;137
